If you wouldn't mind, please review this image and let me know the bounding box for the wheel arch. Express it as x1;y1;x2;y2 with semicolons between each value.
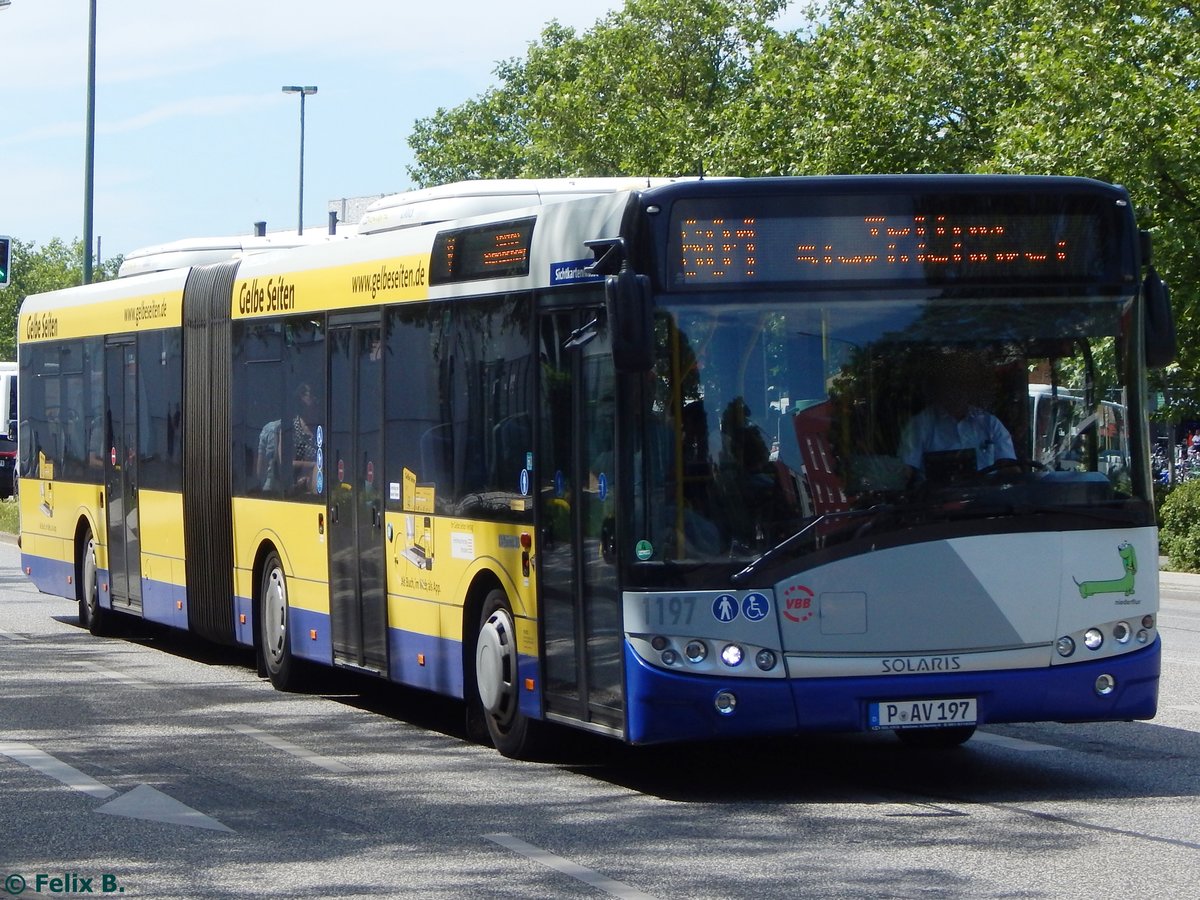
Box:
72;511;102;605
462;568;506;676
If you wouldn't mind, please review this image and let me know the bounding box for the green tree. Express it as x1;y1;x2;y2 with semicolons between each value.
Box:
0;238;121;360
407;0;787;184
981;2;1200;420
717;0;1036;174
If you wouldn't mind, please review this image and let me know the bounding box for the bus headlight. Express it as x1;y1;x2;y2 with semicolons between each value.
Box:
685;640;708;664
721;644;744;667
755;649;778;671
1112;621;1131;644
1095;674;1116;696
1056;636;1076;657
1083;628;1104;651
714;691;737;715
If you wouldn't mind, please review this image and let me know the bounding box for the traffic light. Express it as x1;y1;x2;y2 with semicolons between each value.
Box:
0;236;10;288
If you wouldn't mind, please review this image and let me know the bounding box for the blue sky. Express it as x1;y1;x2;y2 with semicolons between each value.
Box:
0;1;804;261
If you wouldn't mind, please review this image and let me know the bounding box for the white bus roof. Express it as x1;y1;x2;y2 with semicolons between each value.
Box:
117;178;719;276
356;177;708;235
118;231;350;278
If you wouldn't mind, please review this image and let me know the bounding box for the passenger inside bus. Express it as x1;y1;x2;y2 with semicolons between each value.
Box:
292;381;319;491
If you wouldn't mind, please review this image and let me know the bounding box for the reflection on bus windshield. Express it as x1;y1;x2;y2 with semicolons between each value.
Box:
641;298;1139;564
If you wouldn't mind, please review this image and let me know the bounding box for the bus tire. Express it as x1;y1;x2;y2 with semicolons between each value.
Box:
259;550;305;691
77;528;109;636
474;589;540;758
896;725;976;749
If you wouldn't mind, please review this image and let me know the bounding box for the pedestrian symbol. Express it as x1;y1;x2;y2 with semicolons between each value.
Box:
713;594;739;623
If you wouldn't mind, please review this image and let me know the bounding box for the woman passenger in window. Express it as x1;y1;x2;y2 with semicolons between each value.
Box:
293;382;320;491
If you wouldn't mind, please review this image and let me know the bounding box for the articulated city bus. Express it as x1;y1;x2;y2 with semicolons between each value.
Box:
17;175;1174;757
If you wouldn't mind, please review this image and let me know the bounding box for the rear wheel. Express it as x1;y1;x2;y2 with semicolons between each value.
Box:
896;725;976;748
474;589;541;758
77;529;109;636
259;550;305;691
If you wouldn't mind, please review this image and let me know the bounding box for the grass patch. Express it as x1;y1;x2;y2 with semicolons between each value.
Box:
0;497;18;535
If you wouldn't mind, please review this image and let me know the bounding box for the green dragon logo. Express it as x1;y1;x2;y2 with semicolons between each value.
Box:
1074;542;1137;598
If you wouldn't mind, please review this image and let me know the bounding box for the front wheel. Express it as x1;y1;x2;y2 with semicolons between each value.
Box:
259;550;306;691
473;589;541;758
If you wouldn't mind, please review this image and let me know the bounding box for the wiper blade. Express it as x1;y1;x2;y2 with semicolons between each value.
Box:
730;506;885;586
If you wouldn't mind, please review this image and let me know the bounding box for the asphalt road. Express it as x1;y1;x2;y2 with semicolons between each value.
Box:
2;539;1199;899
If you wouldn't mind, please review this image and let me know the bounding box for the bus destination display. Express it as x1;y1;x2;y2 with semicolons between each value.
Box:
431;217;535;285
670;204;1107;286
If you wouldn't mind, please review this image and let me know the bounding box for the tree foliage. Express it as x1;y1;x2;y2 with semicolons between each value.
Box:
0;239;121;360
408;0;788;182
408;0;1200;413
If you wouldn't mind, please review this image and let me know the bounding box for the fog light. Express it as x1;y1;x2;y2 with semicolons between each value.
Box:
1112;621;1131;644
685;640;708;664
721;644;744;667
714;690;737;715
651;635;669;652
661;649;679;666
1137;629;1149;644
755;649;778;671
1095;674;1116;696
1084;628;1104;651
1142;614;1155;629
1056;636;1076;657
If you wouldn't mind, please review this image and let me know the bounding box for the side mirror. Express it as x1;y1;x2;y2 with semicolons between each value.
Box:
1143;266;1177;369
605;268;654;373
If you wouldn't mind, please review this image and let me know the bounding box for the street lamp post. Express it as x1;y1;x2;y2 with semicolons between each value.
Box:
281;85;317;235
83;0;96;283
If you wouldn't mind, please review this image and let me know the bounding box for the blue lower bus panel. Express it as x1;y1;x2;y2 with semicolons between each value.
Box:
623;639;1160;745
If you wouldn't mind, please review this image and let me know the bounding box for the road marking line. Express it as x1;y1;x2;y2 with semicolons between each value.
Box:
227;724;351;773
75;660;149;687
0;742;117;799
973;731;1057;752
485;833;658;900
97;783;234;832
0;628;28;641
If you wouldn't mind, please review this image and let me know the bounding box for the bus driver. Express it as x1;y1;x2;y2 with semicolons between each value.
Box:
898;351;1017;484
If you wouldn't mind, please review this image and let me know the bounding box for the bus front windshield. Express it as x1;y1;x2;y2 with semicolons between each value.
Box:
632;292;1150;577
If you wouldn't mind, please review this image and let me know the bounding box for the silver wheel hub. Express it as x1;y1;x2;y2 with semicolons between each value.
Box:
476;608;517;717
83;539;98;611
263;566;287;664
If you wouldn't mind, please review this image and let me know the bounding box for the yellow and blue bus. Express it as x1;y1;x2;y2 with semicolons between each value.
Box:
17;175;1174;756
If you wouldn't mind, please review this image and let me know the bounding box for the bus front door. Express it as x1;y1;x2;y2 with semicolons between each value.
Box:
538;307;623;734
104;339;142;614
327;322;388;673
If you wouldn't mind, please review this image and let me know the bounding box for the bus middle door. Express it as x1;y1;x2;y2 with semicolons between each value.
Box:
103;338;142;614
327;321;388;674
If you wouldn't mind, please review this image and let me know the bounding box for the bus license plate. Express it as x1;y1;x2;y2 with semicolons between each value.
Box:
869;698;976;730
